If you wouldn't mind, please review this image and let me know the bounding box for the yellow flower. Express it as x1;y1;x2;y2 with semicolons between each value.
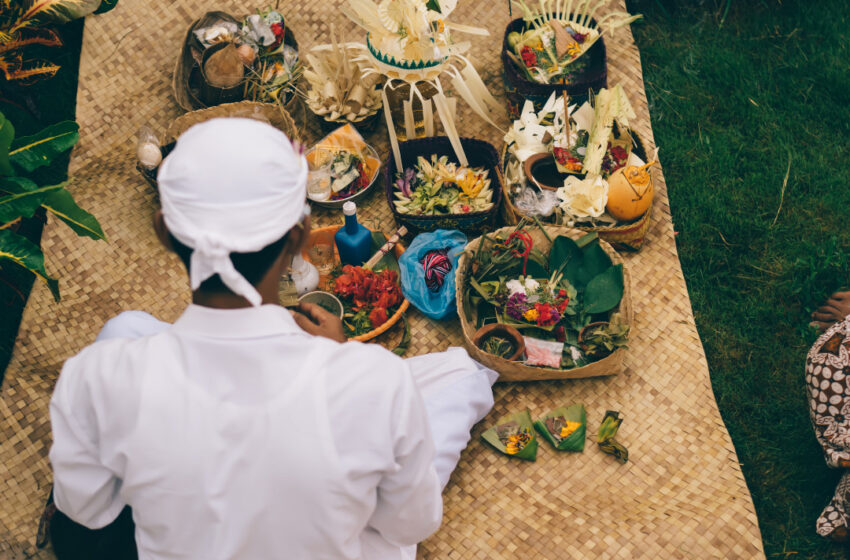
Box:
567;43;582;57
523;308;539;321
457;169;487;198
505;431;531;454
560;421;582;438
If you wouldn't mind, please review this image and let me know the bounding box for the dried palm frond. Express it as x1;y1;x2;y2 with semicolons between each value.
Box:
304;26;382;123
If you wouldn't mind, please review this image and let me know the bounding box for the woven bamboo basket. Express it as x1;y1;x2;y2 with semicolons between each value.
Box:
501;15;607;120
172;11;300;113
136;101;299;190
383;136;504;236
500;129;653;251
305;225;409;343
456;225;632;381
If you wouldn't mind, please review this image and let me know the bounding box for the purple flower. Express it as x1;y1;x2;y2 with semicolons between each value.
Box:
505;292;529;321
395;167;416;197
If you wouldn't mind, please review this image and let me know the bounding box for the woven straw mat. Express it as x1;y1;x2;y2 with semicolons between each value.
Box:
0;1;765;558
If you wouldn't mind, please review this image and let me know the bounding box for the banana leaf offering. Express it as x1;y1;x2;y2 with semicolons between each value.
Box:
597;410;628;464
534;404;586;451
481;409;538;461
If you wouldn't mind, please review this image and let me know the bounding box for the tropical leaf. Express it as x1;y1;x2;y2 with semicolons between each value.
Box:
27;0;102;24
0;177;106;240
583;264;624;315
0;111;13;176
0;182;62;223
0;228;59;301
42;187;106;240
94;0;119;14
550;235;613;289
9;120;79;173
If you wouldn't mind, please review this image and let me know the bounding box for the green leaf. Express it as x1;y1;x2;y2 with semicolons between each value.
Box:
550;235;613;289
584;264;624;314
9;121;79;173
0;112;14;176
42;187;106;241
534;404;587;451
0;183;63;223
425;0;442;12
368;231;400;274
0;229;60;301
0;176;38;194
94;0;119;14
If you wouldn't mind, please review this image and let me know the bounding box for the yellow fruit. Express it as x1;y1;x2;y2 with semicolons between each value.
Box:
605;162;656;221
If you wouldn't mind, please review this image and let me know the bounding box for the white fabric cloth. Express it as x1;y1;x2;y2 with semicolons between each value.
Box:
51;305;496;560
157;118;308;306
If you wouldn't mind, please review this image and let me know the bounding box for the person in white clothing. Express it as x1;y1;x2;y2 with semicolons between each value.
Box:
47;118;496;560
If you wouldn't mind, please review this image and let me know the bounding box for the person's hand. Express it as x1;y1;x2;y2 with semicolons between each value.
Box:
291;302;347;343
811;291;850;332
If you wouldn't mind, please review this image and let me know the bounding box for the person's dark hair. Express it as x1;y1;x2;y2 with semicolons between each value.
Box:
168;233;288;293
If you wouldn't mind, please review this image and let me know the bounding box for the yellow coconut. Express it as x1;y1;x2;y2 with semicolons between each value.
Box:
605;162;656;221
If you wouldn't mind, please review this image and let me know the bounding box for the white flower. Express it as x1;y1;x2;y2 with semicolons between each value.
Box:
506;279;526;295
557;175;609;219
523;278;540;292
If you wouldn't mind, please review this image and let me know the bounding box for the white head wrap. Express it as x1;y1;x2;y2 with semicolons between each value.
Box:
157;118;308;306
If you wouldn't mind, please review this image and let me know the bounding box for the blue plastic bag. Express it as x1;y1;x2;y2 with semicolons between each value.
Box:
399;230;468;320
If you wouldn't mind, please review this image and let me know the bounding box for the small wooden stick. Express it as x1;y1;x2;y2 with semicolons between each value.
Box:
562;88;570;148
365;226;408;269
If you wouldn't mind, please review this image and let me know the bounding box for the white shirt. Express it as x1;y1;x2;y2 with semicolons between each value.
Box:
49;304;443;560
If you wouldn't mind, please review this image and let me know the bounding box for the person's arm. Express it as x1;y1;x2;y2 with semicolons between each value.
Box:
367;364;443;546
49;350;126;529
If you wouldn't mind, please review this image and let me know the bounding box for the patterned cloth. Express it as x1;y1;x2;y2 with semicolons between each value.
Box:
806;316;850;540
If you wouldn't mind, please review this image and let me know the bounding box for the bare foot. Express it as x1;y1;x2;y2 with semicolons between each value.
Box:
811;291;850;332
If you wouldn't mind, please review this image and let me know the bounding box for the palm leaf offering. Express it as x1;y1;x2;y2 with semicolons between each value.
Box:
503;85;658;228
534;403;586;451
481;409;539;461
507;0;641;85
597;410;628;463
462;220;628;370
392;155;495;216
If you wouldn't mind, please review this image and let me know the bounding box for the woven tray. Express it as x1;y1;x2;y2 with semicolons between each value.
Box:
136;101;299;190
304;225;409;343
501;16;607;120
456;225;631;381
500;129;654;251
383;136;504;235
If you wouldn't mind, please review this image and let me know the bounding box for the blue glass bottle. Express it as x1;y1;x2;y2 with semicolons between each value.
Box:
335;201;372;267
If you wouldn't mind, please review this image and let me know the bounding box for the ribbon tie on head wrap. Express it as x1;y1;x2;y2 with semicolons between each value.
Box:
157;118;308;306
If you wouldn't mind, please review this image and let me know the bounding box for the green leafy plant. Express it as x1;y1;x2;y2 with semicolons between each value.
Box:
0;110;105;301
0;0;118;84
579;312;629;359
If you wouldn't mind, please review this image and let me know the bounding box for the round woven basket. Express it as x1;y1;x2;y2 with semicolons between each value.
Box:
136;101;299;190
499;130;654;251
455;225;632;382
305;225;409;343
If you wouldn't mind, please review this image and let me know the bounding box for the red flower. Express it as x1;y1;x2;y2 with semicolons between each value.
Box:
271;22;285;38
461;204;470;213
520;46;537;68
610;146;628;162
369;307;389;328
558;289;567;298
557;297;569;313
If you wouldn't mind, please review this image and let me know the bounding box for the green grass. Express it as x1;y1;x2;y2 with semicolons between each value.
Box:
0;20;83;382
628;0;850;557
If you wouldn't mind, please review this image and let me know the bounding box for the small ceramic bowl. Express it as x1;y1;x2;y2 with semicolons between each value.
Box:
298;291;344;319
523;152;581;191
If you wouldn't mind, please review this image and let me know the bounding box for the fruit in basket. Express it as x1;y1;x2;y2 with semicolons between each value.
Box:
605;161;656;221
